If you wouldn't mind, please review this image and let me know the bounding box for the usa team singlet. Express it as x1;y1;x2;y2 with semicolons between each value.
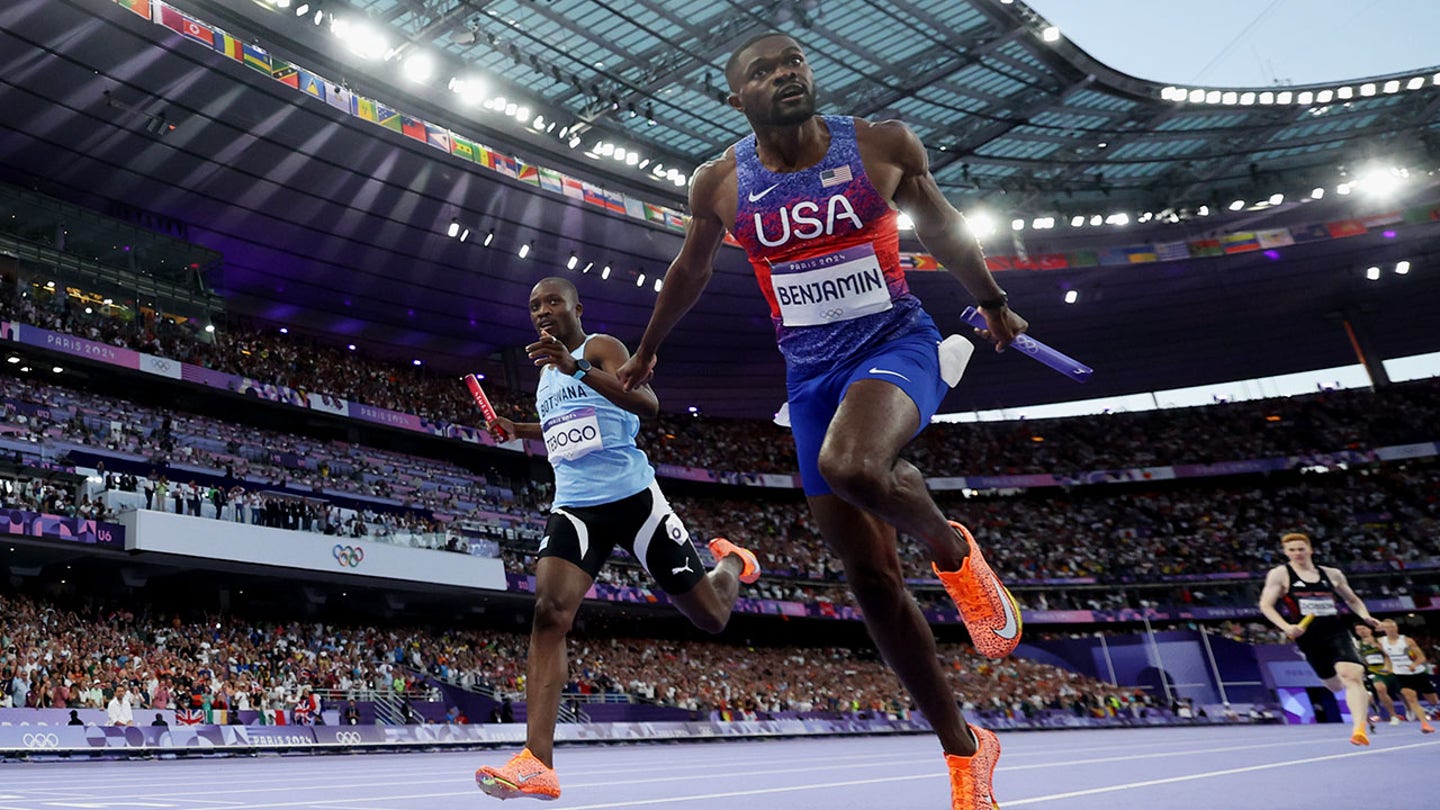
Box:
730;115;931;379
534;335;654;508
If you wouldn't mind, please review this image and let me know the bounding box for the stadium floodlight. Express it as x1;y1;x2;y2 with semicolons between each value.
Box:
1336;183;1352;195
1011;218;1025;232
1297;91;1314;105
1359;83;1377;96
636;273;645;287
447;217;460;238
567;252;578;270
601;265;611;280
1239;91;1256;105
1064;290;1078;304
1315;89;1334;103
518;241;532;259
966;212;997;238
1258;91;1275;104
1197;205;1210;216
1434;72;1440;85
1105;213;1129;226
1357;166;1406;196
613;147;627;162
1070;215;1085;227
1205;90;1222;104
1383;80;1401;94
402;53;435;82
1041;26;1060;42
1089;214;1103;226
654;278;664;292
1311;187;1325;199
1407;76;1425;91
1268;193;1284;205
515;107;532;123
625;152;639;166
1032;216;1055;230
483;229;495;246
1395;261;1411;275
1188;88;1206;103
1336;86;1354;99
1228;199;1246;211
1365;266;1381;280
1221;91;1238;105
1160;86;1181;101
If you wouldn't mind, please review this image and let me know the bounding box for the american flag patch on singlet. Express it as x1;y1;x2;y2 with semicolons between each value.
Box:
820;165;852;187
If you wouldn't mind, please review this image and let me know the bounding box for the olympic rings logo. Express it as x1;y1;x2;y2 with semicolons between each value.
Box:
1015;335;1041;355
333;545;365;567
334;731;363;745
820;308;845;320
545;425;598;450
23;733;60;748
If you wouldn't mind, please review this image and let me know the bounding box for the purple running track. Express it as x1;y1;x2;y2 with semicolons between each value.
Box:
0;724;1435;809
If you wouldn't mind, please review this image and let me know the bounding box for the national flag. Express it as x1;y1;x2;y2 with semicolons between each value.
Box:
1325;219;1367;238
159;6;213;48
644;203;666;223
1067;250;1099;267
1098;247;1133;266
242;43;272;74
474;144;497;169
424;123;450;152
624;196;645;219
375;104;402;132
1220;232;1260;254
538;168;563;193
561;176;584;200
401;115;427;142
1359;210;1402;228
271;59;300;89
1255;229;1294;249
1124;245;1159;263
1402;203;1440;224
603;189;627;214
175;707;204;725
516;162;541;186
1186;238;1223;258
582;182;607;208
819;165;852;188
1154;241;1190;262
325;84;355;116
450;135;477;162
1288;223;1330;242
1032;253;1069;270
115;0;150;20
493;154;518;178
297;70;327;102
900;253;942;271
213;31;243;62
984;256;1012;272
665;209;686;231
356;97;378;124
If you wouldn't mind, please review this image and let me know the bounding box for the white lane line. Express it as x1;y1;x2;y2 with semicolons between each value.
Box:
1000;736;1337;772
545;773;945;810
1002;739;1440;807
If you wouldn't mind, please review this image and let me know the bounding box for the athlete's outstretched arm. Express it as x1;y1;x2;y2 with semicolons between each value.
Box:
618;162;729;391
885;122;1027;350
528;332;659;418
1328;568;1377;626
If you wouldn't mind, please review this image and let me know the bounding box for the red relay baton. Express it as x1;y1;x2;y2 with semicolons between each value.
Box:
462;374;510;441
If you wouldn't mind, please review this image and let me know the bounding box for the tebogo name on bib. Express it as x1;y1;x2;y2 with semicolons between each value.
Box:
542;407;604;462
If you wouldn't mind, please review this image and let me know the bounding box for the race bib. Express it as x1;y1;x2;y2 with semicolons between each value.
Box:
1365;651;1386;666
770;244;892;327
1296;596;1338;616
542;407;603;462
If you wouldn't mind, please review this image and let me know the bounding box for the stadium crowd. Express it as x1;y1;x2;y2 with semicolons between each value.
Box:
0;588;1135;721
4;280;1439;477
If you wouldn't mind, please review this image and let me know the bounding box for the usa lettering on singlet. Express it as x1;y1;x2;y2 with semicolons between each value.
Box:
729;115;930;374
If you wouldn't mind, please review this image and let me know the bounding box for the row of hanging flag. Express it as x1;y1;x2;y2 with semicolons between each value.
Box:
113;0;1440;275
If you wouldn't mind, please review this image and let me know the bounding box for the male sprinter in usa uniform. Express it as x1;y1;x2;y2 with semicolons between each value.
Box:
475;277;760;801
617;33;1027;810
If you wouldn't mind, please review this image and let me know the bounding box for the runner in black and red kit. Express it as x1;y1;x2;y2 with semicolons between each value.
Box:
1259;532;1379;744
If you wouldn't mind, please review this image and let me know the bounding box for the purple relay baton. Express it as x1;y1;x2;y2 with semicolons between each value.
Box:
960;306;1093;383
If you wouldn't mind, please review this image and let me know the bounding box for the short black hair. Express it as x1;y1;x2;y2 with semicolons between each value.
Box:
532;276;579;303
725;31;797;91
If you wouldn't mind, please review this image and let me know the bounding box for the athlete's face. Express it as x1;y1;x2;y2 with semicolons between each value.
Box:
1355;624;1373;640
1282;540;1311;565
1381;620;1399;638
728;36;816;127
529;281;581;339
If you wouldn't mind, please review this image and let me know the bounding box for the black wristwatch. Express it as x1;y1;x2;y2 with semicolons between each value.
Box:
570;359;592;380
977;290;1008;310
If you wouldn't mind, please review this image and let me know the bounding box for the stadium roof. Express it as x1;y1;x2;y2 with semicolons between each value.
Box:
1;0;1439;417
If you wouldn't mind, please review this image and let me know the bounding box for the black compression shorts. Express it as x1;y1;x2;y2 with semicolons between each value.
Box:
1298;630;1363;680
539;480;706;595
